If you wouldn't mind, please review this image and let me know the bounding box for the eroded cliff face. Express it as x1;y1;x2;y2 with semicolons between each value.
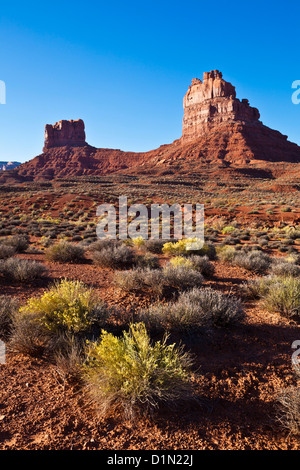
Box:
43;119;87;151
181;70;261;143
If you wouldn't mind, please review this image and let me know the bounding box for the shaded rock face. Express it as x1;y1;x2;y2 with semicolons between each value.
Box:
182;70;261;143
43;119;87;151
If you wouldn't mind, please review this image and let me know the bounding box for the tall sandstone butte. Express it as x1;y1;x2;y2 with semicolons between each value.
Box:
181;70;261;144
43;119;87;151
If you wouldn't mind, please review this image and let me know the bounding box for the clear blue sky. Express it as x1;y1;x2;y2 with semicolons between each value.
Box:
0;0;299;163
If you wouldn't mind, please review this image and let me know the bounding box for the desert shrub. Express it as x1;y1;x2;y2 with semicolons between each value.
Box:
134;253;160;270
83;322;193;419
19;279;110;334
222;226;236;234
0;244;16;259
0;295;19;340
277;386;300;435
242;275;275;299
114;266;203;298
169;256;195;270
141;287;243;331
162;238;203;256
144;239;165;254
233;250;271;274
91;245;135;269
262;276;300;319
1;235;29;253
188;255;215;277
114;268;164;297
131;236;146;249
270;259;300;278
0;258;48;283
216;245;237;262
45;241;85;263
9;311;48;356
194;242;216;260
53;333;83;383
162;266;204;292
88;239;119;252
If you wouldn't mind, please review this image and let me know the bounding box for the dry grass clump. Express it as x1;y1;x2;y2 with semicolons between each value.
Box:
277;386;300;435
0;258;48;283
0;295;19;341
83;322;194;419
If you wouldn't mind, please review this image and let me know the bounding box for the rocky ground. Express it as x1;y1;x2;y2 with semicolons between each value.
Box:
0;253;300;450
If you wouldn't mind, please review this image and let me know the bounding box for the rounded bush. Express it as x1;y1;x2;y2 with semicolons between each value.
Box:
19;279;110;334
45;241;85;263
83;322;193;419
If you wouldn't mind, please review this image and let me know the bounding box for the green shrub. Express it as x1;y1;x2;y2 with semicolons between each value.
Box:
45;241;85;263
131;236;146;249
162;238;211;257
263;276;300;319
222;226;236;234
216;245;237;262
83;322;193;418
19;279;110;334
169;256;195;270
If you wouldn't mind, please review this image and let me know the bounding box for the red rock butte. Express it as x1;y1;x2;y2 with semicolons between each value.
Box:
181;70;261;143
43;119;87;151
1;70;300;182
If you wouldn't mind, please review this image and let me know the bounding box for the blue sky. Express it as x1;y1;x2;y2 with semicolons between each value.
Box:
0;0;299;163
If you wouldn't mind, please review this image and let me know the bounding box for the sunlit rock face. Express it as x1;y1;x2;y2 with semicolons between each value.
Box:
181;70;261;143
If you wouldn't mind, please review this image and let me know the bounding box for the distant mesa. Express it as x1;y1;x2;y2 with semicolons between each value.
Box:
43;119;87;151
0;161;21;171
